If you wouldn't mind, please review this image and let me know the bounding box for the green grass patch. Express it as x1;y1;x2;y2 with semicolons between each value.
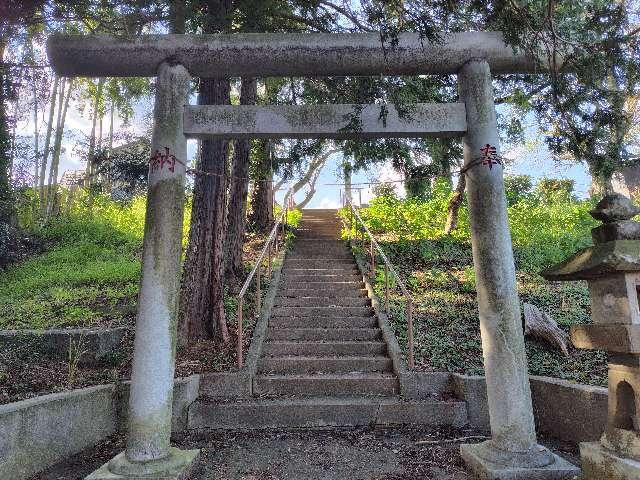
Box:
351;178;609;386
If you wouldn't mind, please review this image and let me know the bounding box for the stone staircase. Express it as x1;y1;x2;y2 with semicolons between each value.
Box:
189;209;467;429
254;209;398;396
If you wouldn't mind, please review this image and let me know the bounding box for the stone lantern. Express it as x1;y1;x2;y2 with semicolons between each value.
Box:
541;193;640;480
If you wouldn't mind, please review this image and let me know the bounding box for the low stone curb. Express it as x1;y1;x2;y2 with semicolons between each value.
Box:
0;375;199;480
0;327;128;365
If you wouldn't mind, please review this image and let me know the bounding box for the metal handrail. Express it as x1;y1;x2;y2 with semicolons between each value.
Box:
343;197;416;369
236;188;294;368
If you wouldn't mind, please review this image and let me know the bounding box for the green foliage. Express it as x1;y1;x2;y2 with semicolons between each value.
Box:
1;191;192;329
357;178;595;272
353;178;606;385
504;174;533;206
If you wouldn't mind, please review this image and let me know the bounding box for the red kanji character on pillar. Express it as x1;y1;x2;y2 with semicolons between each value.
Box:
150;147;177;173
479;144;502;170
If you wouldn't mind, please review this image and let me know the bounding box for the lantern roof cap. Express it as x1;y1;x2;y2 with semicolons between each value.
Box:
541;240;640;281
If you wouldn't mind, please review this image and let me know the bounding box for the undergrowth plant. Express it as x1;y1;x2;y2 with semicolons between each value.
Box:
349;176;610;386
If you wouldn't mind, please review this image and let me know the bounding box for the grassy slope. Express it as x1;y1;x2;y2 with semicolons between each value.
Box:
350;183;610;387
0;193;296;402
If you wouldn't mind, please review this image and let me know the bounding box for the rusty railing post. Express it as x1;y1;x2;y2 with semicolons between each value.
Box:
384;264;389;315
237;297;244;368
256;262;261;315
370;239;375;275
407;298;414;369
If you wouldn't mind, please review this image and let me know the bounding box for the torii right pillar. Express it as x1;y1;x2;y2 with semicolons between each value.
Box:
457;59;580;479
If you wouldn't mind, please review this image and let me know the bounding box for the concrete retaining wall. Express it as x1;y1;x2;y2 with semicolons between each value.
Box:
0;375;200;480
0;385;117;480
449;373;608;444
530;375;607;444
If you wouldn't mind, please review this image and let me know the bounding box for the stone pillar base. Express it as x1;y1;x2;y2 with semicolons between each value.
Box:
460;442;580;480
85;447;200;480
581;441;640;480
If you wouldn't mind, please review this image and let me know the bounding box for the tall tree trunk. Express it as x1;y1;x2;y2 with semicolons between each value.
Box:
343;158;352;205
32;72;39;190
108;99;114;151
169;0;186;33
296;165;324;210
0;37;15;262
180;77;231;343
39;75;58;211
444;173;466;234
248;139;274;233
85;77;104;188
46;78;73;217
179;0;233;344
224;77;257;285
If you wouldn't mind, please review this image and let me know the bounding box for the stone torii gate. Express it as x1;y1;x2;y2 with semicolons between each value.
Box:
47;32;578;479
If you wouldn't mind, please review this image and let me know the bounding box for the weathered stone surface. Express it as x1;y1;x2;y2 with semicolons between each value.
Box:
571;324;640;352
124;62;190;463
460;443;580;480
459;59;542;462
451;374;491;433
590;194;640;223
586;273;640;325
252;372;399;396
183;103;467;139
540;240;640;280
188;396;467;430
0;385;117;480
580;441;640;480
0;327;126;365
592;220;640;243
85;447;199;480
116;375;201;432
0;376;199;480
529;375;607;444
450;374;608;445
47;32;541;78
198;371;251;398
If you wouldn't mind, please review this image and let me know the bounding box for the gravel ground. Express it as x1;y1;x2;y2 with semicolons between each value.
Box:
30;426;581;480
32;426;479;480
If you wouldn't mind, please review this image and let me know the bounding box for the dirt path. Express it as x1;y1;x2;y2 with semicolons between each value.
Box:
32;426;475;480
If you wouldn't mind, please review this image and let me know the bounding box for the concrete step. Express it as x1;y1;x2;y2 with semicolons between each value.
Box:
267;328;382;341
258;355;392;374
189;396;466;429
189;396;467;430
274;297;371;307
282;267;360;275
287;253;353;259
253;373;399;396
291;248;346;252
271;306;373;317
279;288;368;298
281;274;363;283
269;316;378;329
283;261;356;270
280;280;364;289
262;340;386;356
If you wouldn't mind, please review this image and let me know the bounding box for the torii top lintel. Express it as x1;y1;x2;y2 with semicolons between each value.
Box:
47;31;542;78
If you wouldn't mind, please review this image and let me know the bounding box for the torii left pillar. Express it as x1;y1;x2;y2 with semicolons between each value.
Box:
86;62;200;479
